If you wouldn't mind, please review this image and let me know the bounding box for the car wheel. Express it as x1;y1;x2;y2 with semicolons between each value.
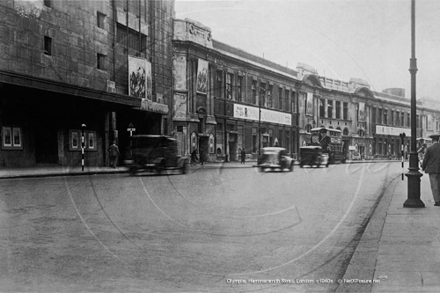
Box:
129;167;138;176
156;161;165;175
181;161;189;174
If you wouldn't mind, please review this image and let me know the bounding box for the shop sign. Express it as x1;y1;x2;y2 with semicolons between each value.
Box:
376;125;410;137
233;104;292;126
140;99;169;114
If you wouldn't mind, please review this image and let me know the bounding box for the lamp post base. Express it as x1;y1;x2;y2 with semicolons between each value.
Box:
404;170;425;208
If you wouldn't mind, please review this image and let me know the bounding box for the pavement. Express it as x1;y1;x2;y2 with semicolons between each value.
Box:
337;167;440;293
3;159;437;293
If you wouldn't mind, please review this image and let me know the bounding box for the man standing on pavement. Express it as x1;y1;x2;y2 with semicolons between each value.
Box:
109;141;120;168
422;134;440;206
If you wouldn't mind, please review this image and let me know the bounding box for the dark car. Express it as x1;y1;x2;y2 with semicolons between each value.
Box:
299;146;329;168
125;135;189;175
257;147;294;172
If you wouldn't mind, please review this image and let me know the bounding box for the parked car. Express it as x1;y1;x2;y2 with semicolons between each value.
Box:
257;147;294;172
125;135;189;175
299;146;329;168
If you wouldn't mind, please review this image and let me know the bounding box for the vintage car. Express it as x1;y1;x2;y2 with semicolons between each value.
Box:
299;146;329;168
125;135;189;175
257;147;294;172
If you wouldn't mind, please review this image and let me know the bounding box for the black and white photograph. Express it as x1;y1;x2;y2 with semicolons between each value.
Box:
1;0;440;292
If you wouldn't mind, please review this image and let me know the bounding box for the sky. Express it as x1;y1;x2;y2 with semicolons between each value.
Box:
175;0;440;100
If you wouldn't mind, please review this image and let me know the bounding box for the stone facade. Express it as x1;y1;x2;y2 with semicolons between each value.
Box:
0;0;174;167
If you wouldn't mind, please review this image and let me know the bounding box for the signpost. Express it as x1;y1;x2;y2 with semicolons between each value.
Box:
127;122;136;137
127;123;135;161
81;124;86;171
400;132;406;181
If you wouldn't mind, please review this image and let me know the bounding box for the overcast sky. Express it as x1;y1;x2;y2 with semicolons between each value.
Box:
175;0;440;100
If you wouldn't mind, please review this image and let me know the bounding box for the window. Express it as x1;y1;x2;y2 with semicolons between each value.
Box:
251;80;257;105
267;84;273;108
372;107;376;124
216;70;223;98
343;102;348;120
278;87;283;110
406;112;410;127
116;23;147;52
259;82;266;107
43;0;52;7
396;112;400;126
319;99;325;117
237;76;243;102
97;53;106;70
69;130;97;151
416;114;419;128
391;110;394;126
336;101;341;119
287;90;292;112
226;73;233;100
44;36;52;55
327;99;333;118
2;126;22;150
383;109;388;125
97;12;106;29
378;108;383;124
401;112;404;126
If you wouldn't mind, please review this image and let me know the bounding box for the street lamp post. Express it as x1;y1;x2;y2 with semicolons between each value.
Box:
404;0;425;208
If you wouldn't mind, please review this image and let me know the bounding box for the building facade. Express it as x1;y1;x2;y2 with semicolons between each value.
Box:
0;0;174;167
172;19;300;162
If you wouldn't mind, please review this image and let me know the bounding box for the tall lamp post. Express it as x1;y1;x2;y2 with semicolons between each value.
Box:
404;0;425;208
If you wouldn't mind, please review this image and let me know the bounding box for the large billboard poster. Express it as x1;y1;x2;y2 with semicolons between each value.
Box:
173;93;187;119
358;102;366;122
173;55;187;91
306;92;313;116
128;56;152;100
196;59;209;94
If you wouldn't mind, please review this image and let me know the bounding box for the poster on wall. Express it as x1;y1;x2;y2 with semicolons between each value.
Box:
358;102;366;122
306;92;313;116
173;55;187;91
173;93;187;119
196;59;209;94
128;56;152;100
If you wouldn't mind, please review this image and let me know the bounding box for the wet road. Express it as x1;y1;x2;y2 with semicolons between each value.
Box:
0;162;402;292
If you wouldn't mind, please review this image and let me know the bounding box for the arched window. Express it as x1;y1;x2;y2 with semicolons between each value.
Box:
306;124;312;133
343;128;349;136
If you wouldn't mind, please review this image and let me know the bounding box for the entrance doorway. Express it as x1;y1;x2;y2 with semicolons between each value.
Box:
199;136;209;162
228;133;237;161
35;126;58;165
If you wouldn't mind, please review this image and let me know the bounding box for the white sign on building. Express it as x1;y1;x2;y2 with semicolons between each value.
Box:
376;125;411;137
233;104;292;126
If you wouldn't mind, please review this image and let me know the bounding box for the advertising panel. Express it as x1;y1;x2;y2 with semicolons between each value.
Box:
128;56;152;100
233;104;291;126
196;59;209;94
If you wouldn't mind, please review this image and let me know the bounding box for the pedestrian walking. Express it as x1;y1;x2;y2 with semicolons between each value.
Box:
422;134;440;206
109;141;120;168
199;149;205;165
240;148;246;164
191;148;198;166
418;138;427;168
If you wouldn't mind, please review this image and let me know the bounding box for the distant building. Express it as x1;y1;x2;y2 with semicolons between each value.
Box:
172;18;300;161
